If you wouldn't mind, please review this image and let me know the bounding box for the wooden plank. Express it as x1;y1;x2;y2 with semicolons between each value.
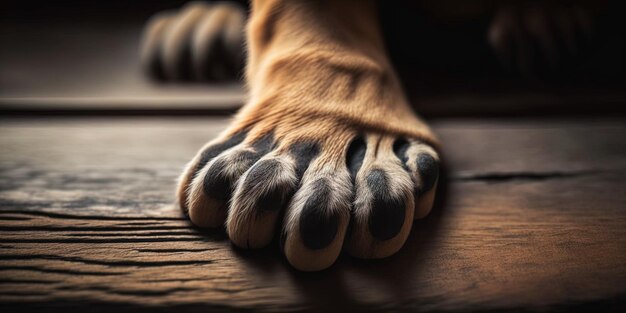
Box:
0;118;625;312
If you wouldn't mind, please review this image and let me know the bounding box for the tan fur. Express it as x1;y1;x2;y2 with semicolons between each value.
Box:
241;0;438;146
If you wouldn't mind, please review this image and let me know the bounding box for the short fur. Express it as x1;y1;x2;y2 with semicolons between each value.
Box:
162;0;441;271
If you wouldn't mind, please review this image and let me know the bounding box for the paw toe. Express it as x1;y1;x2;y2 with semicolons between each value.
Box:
227;155;297;248
298;180;340;249
347;135;418;259
177;131;247;215
202;148;259;198
396;139;440;219
185;132;274;228
140;2;246;81
367;169;406;241
348;167;414;259
191;3;246;80
283;163;351;271
416;153;439;194
202;157;237;201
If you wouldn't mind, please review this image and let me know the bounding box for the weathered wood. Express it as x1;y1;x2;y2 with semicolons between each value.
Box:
0;118;625;312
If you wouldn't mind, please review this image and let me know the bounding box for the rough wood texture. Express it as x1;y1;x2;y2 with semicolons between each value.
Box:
0;118;625;312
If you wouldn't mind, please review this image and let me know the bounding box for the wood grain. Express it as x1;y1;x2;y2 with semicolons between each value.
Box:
0;118;625;312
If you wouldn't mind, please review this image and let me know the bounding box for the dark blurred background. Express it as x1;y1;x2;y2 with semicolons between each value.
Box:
1;0;625;116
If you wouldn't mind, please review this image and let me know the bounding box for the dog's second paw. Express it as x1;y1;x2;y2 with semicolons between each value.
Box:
140;2;246;81
488;2;595;76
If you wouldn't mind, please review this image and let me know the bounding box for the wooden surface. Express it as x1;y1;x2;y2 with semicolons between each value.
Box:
0;117;625;312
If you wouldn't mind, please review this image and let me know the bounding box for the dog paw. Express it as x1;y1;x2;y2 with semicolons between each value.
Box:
178;119;439;271
140;1;246;81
